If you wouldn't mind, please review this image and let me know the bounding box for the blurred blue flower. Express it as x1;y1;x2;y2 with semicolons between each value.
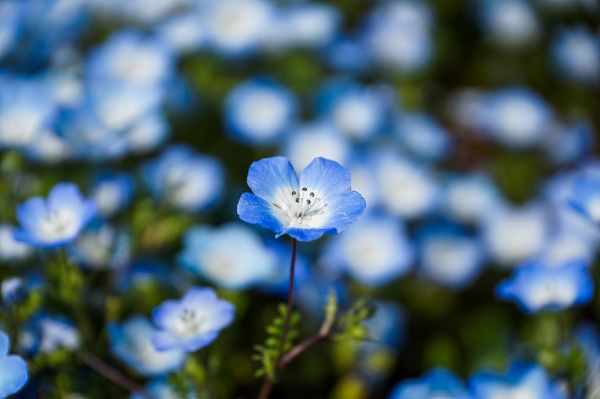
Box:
143;145;224;212
469;363;565;399
0;2;22;60
0;224;32;262
325;36;372;74
225;78;297;144
179;222;276;290
322;214;413;286
91;172;134;218
156;13;207;54
552;26;600;84
496;258;593;314
151;287;234;352
36;315;80;353
0;330;28;399
395;113;452;160
441;173;503;225
71;222;131;270
284;120;351;170
478;0;539;47
14;183;97;247
389;368;470;399
109;316;185;377
280;3;341;49
569;174;600;224
543;120;595;165
418;223;485;289
237;156;366;241
479;87;553;148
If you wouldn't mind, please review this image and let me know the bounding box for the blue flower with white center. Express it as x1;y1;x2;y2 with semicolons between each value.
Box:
91;172;134;218
283;120;351;170
71;222;131;270
178;222;276;290
442;173;503;225
0;74;55;149
395;112;452;160
143;145;224;212
151;287;234;352
109;316;185;377
156;13;207;54
14;183;97;248
36;315;80;354
552;27;600;84
569;174;600;225
0;330;28;399
0;224;32;262
322;214;413;286
281;4;340;49
478;0;539;48
237;156;366;242
469;363;565;399
418;223;485;289
317;80;389;140
225;78;297;144
496;258;594;314
389;368;470;399
543;121;594;166
480;87;553;149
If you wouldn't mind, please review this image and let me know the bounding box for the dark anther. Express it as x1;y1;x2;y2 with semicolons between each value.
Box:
291;191;297;196
295;198;300;203
310;192;315;197
306;200;311;204
302;187;308;191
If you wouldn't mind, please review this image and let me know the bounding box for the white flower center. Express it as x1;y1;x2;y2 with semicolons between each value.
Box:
272;186;328;228
39;209;77;241
174;307;207;338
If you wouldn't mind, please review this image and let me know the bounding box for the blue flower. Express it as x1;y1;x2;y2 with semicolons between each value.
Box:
14;183;97;247
395;113;452;161
469;363;565;399
496;258;594;314
478;0;539;48
178;222;276;290
568;174;600;224
552;26;600;84
143;145;224;212
322;213;414;286
389;368;470;399
109;316;185;377
237;156;366;241
225;78;297;144
0;224;33;262
0;330;28;399
151;287;235;352
91;172;134;218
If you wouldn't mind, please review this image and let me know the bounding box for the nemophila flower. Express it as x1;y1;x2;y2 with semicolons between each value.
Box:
151;287;234;352
363;301;406;350
156;13;207;54
179;222;276;290
552;27;600;84
143;145;224;212
469;363;565;399
91;172;134;218
389;368;470;399
225;78;297;144
395;113;452;161
497;258;593;314
482;203;548;266
14;183;97;247
36;316;80;353
237;156;366;242
109;316;185;377
478;0;539;48
0;2;21;60
71;223;131;270
417;223;485;289
0;224;32;262
441;173;503;225
364;0;433;72
479;87;553;149
284;120;351;170
543;121;594;166
201;0;273;56
568;174;600;224
322;214;414;286
317;80;390;141
0;74;55;149
325;36;372;74
279;4;340;49
0;330;28;399
375;152;439;220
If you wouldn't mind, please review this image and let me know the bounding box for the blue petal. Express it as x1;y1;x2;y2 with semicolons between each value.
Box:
15;197;46;231
151;301;181;330
0;355;28;398
152;331;181;351
247;156;299;202
183;331;219;352
284;228;333;242
47;183;84;210
321;191;366;233
299;157;351;198
237;193;284;235
0;331;8;356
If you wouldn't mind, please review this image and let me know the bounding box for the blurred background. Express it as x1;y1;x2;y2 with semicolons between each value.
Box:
0;0;599;398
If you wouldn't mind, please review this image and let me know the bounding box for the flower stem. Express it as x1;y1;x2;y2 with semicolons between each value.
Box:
257;238;298;399
80;352;149;398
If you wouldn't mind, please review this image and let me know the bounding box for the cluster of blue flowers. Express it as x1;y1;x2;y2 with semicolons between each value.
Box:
0;0;598;397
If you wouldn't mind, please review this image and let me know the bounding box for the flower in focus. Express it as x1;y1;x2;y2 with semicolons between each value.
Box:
496;258;594;314
151;287;234;352
389;368;470;399
0;330;29;399
237;156;366;241
179;222;276;290
469;363;565;399
14;183;97;247
109;316;185;377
